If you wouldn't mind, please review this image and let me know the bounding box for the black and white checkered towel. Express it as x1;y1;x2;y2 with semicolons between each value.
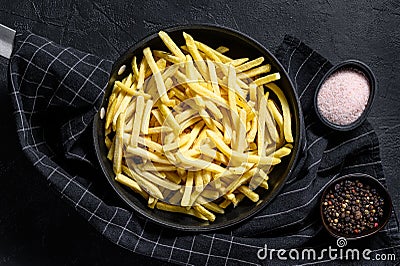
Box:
9;32;400;265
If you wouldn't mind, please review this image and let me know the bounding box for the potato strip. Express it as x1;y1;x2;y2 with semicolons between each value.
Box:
113;113;125;174
143;47;170;104
254;72;281;86
206;130;280;165
122;166;164;199
238;64;271;79
236;57;264;72
133;168;181;191
266;83;293;143
115;173;149;199
158;31;186;60
176;152;227;173
183;32;209;80
153;50;182;64
126;146;170;164
115;81;151;99
141;99;154;134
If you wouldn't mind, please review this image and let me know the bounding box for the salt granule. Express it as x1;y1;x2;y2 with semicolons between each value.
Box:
317;68;370;126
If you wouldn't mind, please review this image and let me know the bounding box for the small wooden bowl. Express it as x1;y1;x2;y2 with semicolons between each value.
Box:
314;60;377;131
320;173;392;240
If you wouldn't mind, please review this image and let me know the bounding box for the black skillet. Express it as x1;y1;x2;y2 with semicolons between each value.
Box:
93;24;305;231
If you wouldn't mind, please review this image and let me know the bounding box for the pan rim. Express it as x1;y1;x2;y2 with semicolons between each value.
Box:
93;23;304;232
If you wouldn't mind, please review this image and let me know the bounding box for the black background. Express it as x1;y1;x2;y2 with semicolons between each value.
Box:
0;0;399;265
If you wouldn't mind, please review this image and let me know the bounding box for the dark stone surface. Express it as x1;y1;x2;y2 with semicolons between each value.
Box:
0;0;399;265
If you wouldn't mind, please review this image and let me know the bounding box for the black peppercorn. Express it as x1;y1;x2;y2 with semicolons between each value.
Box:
322;179;385;235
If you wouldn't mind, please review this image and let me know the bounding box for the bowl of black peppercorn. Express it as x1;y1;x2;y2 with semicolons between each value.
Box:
320;173;392;240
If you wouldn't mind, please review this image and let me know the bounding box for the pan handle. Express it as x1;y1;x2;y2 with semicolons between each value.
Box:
0;23;16;59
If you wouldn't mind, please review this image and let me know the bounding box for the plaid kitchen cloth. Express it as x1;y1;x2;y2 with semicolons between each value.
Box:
8;31;400;265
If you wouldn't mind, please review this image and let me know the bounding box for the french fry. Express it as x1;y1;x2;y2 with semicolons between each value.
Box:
263;92;279;143
194;205;216;222
140;163;177;172
215;46;229;54
164;171;181;184
181;171;193;206
259;180;269;190
226;168;258;193
126;146;170;164
236;57;264;72
148;196;157;209
132;135;163;153
107;136;115;161
143;47;171;104
272;145;292;159
202;169;212;185
190;41;220;63
176;152;227;174
257;87;267;156
115;173;149;199
137;57;147;90
194;170;203;192
231;58;249;67
219;198;232;209
201;189;220;200
206;130;281;165
254;72;281;86
247;115;258;143
175;71;227;105
195;41;232;63
238;64;271;79
238;185;259;202
153;50;182;64
198;147;229;166
179;116;203;132
113;93;132;129
206;59;221;96
181;121;205;151
122;166;164;200
163;133;191;151
156;58;167;72
228;64;238;115
124;99;136;125
237;108;248;153
106;90;123;130
147;126;172;134
183;32;209;80
158;31;186;60
267;99;283;128
151;109;165;125
115;81;152;99
159;103;180;134
132;168;181;191
266;83;293;143
131;56;139;79
171;87;187;101
130;95;144;147
125;72;135;85
232;193;246;207
141;99;154;134
105;136;112;150
113;112;125;174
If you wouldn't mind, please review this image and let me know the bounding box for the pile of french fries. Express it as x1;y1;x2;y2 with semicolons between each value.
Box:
103;31;294;222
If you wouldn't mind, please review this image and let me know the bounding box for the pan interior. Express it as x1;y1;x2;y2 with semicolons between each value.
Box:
93;25;303;231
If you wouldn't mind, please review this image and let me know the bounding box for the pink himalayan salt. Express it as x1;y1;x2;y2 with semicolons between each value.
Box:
317;68;370;126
